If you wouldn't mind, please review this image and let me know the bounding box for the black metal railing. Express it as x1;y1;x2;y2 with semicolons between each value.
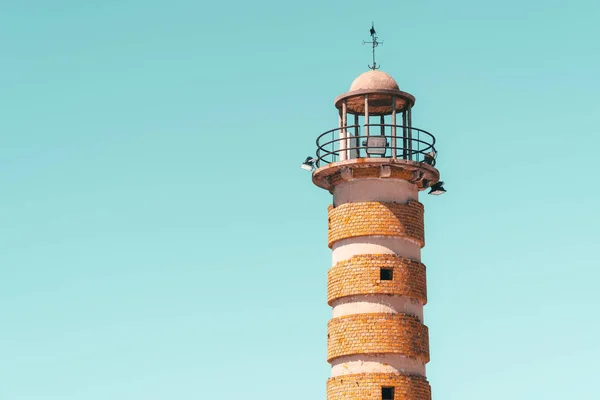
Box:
315;124;436;167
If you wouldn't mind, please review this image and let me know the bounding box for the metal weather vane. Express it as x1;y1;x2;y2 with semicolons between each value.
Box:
363;22;383;70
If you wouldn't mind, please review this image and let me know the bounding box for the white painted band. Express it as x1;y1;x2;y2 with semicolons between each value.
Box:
332;236;421;264
331;294;423;320
331;354;426;377
333;179;418;206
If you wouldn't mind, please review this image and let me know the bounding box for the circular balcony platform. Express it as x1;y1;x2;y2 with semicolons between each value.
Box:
312;158;439;192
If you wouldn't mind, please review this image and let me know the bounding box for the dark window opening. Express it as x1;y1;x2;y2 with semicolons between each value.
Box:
380;268;393;281
382;386;394;400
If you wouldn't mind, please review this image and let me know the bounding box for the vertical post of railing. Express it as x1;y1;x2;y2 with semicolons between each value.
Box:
391;95;397;160
402;107;407;159
364;95;369;159
364;95;369;137
338;109;343;162
330;130;333;164
379;115;385;156
354;114;359;159
407;105;413;161
340;101;347;161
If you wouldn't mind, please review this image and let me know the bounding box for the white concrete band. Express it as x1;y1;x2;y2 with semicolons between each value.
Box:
333;179;418;206
331;294;423;320
332;236;421;264
331;354;426;377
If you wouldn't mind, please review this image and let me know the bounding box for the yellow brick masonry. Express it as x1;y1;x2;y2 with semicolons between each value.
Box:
327;372;431;400
327;201;425;248
328;254;427;305
327;313;429;363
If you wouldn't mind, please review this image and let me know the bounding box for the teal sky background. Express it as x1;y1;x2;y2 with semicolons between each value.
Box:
1;0;599;399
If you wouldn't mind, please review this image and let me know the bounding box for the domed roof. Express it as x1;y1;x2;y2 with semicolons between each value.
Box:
349;70;399;91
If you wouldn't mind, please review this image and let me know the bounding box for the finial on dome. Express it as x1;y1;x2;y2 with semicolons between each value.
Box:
362;22;383;70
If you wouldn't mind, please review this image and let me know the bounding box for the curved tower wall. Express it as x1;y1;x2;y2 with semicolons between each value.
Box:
325;178;431;399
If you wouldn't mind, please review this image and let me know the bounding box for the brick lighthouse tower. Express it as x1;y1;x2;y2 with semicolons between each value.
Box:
302;27;445;400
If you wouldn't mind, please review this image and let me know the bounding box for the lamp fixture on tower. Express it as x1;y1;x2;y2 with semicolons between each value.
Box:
300;156;316;171
429;181;446;195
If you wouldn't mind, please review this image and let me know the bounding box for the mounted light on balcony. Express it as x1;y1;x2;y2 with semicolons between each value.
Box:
362;136;388;156
301;156;316;171
422;151;437;166
429;181;446;195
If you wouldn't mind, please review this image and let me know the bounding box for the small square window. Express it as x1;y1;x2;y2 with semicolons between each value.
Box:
380;268;393;281
382;386;394;400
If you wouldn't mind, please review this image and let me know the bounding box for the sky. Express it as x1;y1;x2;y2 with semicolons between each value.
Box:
1;0;599;399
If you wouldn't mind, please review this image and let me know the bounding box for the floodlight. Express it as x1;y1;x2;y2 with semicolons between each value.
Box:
301;156;316;171
362;136;388;156
422;151;437;166
429;181;446;195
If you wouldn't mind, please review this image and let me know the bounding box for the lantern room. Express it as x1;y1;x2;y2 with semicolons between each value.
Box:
308;69;443;195
318;69;436;164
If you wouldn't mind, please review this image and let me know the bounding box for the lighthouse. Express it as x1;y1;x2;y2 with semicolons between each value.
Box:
302;32;444;399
